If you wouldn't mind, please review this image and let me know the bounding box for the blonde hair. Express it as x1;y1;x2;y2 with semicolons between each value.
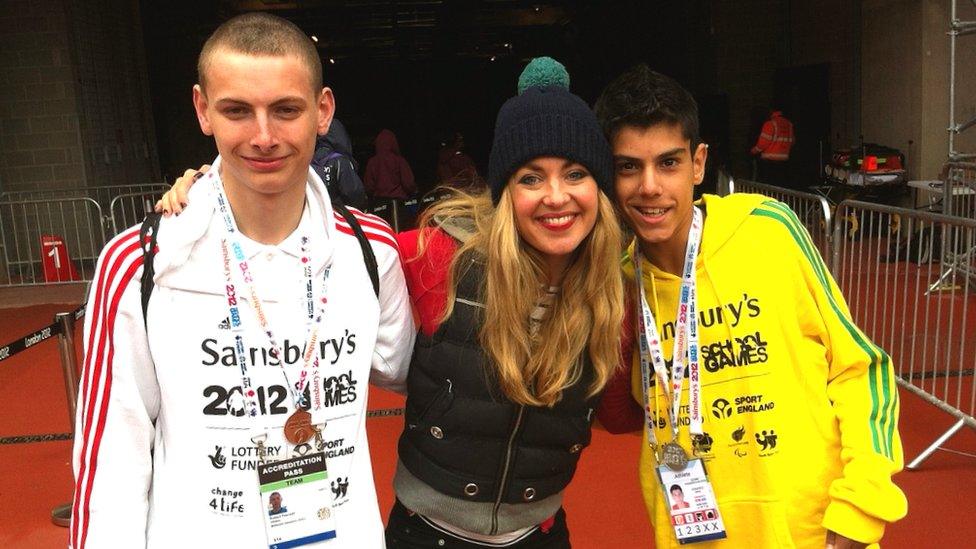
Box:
415;186;624;407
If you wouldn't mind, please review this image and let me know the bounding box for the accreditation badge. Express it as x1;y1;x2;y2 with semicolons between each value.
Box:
258;452;337;548
656;459;727;544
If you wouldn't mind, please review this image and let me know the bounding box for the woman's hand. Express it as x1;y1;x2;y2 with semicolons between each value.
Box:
155;164;211;216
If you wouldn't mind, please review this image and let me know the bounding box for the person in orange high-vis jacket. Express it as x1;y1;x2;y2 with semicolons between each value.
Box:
751;109;795;187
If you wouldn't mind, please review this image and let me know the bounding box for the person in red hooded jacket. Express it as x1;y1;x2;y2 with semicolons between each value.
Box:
364;128;417;199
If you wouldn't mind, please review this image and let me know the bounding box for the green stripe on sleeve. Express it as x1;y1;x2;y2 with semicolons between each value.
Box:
762;201;898;458
751;202;894;459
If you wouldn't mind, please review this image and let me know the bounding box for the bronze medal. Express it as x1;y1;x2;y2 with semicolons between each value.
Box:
661;441;689;471
283;409;314;445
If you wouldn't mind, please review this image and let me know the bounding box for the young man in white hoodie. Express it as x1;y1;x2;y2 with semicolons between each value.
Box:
70;13;414;549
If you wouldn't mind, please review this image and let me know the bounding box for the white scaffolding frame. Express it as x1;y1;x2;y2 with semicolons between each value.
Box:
909;0;976;469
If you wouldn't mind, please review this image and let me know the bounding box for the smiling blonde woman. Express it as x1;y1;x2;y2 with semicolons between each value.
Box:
388;57;623;549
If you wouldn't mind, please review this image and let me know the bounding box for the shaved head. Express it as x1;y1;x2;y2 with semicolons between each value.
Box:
198;12;322;93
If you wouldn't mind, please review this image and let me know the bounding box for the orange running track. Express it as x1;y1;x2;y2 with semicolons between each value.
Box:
1;303;974;548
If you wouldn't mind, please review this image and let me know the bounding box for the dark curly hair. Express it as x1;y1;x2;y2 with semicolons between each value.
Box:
594;65;700;149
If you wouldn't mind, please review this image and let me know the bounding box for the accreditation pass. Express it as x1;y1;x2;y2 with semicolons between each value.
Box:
657;459;727;544
258;452;336;548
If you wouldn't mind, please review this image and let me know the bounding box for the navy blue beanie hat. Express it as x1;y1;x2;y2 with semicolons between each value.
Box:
488;57;614;204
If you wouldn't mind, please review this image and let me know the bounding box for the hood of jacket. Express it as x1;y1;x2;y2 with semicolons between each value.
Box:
316;118;354;157
697;192;767;260
373;129;400;155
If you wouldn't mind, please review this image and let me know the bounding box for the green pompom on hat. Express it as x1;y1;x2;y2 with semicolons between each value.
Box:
517;56;570;94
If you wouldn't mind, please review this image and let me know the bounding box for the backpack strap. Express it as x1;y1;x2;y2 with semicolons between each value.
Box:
320;162;379;297
139;212;162;327
327;174;380;298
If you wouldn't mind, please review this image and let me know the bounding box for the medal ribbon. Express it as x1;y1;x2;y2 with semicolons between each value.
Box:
211;176;331;416
634;206;704;449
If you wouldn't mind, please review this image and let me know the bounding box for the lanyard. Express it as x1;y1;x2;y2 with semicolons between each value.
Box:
634;206;703;450
211;176;331;416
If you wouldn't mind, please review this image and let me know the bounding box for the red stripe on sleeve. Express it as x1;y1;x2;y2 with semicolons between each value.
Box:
335;223;399;251
71;230;143;549
334;210;397;241
72;229;140;547
346;208;392;232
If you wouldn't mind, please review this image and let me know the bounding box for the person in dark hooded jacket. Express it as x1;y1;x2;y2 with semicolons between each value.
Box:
436;131;481;189
311;118;368;210
364;129;416;199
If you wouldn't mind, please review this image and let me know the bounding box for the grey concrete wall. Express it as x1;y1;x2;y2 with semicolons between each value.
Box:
862;0;976;181
921;0;951;180
65;0;160;188
712;1;784;177
711;0;861;179
0;0;161;196
0;0;160;284
861;0;922;178
0;0;87;194
790;0;861;150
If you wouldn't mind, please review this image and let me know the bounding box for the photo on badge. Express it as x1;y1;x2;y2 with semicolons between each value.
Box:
656;459;728;544
268;491;289;517
667;483;692;511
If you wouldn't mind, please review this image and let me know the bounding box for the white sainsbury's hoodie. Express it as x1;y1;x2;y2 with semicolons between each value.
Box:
71;157;415;549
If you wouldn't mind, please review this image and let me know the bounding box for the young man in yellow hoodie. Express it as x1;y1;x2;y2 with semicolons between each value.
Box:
594;65;906;549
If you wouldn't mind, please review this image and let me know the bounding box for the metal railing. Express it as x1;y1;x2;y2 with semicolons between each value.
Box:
367;198;413;233
933;162;976;220
0;307;83;525
831;199;976;469
109;191;166;235
0;198;106;286
0;183;170;209
729;180;976;468
0;185;168;287
367;191;453;232
729;178;833;260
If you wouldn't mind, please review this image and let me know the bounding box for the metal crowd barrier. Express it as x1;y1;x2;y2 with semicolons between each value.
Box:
831;199;976;469
0;184;169;287
729;180;975;468
0;198;106;286
367;198;411;233
367;192;453;232
729;178;833;260
0;183;171;208
109;191;164;235
941;161;976;220
0;306;84;526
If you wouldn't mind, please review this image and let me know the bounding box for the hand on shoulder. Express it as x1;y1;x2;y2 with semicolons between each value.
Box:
155;165;211;216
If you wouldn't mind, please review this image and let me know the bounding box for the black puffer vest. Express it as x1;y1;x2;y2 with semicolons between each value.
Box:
397;258;600;505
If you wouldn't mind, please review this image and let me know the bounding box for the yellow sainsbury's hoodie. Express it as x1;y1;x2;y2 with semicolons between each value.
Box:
625;194;907;548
